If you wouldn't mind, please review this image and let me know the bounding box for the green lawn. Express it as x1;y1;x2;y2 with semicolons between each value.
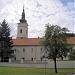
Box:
0;66;74;75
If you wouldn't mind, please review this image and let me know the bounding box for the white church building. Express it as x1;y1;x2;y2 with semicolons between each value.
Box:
12;7;75;62
12;7;44;61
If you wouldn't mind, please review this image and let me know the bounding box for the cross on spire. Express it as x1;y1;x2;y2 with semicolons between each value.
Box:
20;6;27;23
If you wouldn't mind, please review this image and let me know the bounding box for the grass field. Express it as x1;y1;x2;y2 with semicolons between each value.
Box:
0;66;75;75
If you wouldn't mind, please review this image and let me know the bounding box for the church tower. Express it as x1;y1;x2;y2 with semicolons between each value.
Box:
17;6;28;39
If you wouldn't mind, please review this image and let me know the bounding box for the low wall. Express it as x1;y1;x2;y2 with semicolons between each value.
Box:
0;62;45;68
47;60;75;68
0;60;75;68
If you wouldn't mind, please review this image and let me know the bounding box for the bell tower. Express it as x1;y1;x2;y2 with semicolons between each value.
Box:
17;6;28;39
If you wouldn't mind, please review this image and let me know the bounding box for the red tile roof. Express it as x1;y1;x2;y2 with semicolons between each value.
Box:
67;37;75;44
12;37;75;46
12;38;43;46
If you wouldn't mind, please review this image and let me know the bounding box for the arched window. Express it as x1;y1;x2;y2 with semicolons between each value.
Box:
31;48;33;52
23;48;25;52
31;57;33;61
20;29;22;33
40;48;43;53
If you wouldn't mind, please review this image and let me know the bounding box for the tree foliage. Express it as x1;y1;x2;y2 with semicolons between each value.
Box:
65;33;75;37
69;46;75;60
41;24;72;73
0;19;13;62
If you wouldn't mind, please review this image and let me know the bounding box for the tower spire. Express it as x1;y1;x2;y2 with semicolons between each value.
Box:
23;5;24;12
20;6;27;23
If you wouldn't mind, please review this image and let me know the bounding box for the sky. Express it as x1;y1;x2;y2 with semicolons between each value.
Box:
0;0;75;38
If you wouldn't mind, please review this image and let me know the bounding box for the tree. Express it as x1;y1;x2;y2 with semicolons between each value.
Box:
0;19;13;62
69;46;75;60
41;24;71;73
65;33;75;37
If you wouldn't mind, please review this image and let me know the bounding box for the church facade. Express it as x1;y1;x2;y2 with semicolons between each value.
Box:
12;7;44;61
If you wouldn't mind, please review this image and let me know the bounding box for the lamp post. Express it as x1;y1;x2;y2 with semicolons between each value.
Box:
44;50;48;75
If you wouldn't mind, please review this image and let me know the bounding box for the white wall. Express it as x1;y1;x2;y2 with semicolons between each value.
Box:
17;22;28;38
13;46;44;61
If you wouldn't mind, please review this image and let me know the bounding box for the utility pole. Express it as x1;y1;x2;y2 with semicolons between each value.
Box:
44;50;48;75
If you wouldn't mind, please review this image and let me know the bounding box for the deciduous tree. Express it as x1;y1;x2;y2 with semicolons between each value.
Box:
41;24;71;73
69;46;75;60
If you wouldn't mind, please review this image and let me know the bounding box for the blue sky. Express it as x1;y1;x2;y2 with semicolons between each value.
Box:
0;0;75;38
60;0;74;5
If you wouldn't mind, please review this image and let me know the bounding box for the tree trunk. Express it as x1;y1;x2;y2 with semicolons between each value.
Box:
1;55;4;62
54;58;57;73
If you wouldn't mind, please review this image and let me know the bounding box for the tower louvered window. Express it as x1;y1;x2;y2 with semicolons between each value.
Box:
20;29;22;33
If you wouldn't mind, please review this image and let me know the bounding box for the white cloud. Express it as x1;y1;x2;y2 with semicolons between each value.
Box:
0;0;75;38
